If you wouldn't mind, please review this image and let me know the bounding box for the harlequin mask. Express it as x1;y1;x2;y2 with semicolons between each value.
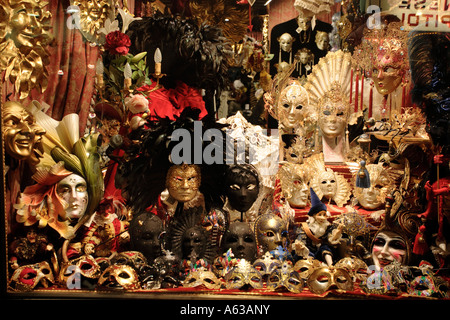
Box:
224;259;263;290
59;255;101;287
9;261;54;291
2;101;45;162
225;164;260;213
293;257;323;280
166;164;201;203
255;213;288;253
57;173;89;220
277;80;309;129
253;252;282;276
98;265;140;290
267;261;304;293
306;266;353;295
317;84;350;139
183;267;222;290
221;221;257;262
407;275;437;297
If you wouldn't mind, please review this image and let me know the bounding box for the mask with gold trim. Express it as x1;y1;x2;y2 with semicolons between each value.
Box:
293;257;323;280
253;252;282;276
9;261;54;291
255;213;289;253
97;264;140;290
267;261;304;293
183;267;222;290
306;266;353;295
58;254;101;288
224;259;263;290
166;164;201;203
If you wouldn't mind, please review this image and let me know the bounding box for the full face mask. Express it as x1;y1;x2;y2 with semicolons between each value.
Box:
166;164;201;203
371;230;408;271
129;212;165;263
57;173;89;220
278;81;309;130
255;214;289;253
306;266;353;295
222;222;257;262
225;164;260;213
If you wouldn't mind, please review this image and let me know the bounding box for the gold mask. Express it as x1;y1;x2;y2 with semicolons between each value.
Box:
2;101;45;162
71;0;111;41
306;266;353;295
0;0;53;99
267;261;304;293
98;264;140;290
166;164;201;203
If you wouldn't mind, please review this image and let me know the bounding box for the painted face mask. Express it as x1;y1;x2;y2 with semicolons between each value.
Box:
166;164;201;203
371;230;408;271
97;264;140;290
9;261;54;291
267;261;304;293
278;81;309;130
354;164;392;210
279;163;309;208
255;214;289;253
224;259;263;290
222;222;257;262
57;173;89;220
306;266;353;295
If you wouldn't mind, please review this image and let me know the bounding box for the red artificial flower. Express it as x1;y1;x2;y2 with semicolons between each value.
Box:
104;31;131;56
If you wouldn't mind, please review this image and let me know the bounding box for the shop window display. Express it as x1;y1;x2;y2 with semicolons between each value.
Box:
1;0;450;302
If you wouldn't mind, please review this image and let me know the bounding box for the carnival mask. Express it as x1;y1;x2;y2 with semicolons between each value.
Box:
97;264;140;290
222;222;257;262
111;251;148;270
278;33;294;52
318;98;349;139
56;173;89;220
354;164;392;210
297;16;311;32
166;164;201;203
58;255;101;288
334;211;372;259
318;169;337;200
267;261;304;293
183;267;222;290
225;164;260;213
279;163;309;208
71;0;111;39
315;31;330;51
255;213;288;253
335;257;368;282
9;261;54;291
278;81;309;129
181;226;208;261
2;101;45;162
371;230;408;271
306;266;353;295
224;259;263;290
253;252;282;276
129;212;164;263
294;257;323;280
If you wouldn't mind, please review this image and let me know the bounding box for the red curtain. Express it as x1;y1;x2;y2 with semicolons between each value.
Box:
1;0;100;135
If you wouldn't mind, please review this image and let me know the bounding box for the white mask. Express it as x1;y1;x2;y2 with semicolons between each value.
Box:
57;174;89;220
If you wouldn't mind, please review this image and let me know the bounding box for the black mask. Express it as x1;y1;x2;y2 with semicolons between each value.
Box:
181;226;207;260
225;165;260;212
129;212;164;263
222;221;257;262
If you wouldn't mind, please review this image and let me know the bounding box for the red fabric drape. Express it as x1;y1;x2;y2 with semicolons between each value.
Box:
1;0;99;135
